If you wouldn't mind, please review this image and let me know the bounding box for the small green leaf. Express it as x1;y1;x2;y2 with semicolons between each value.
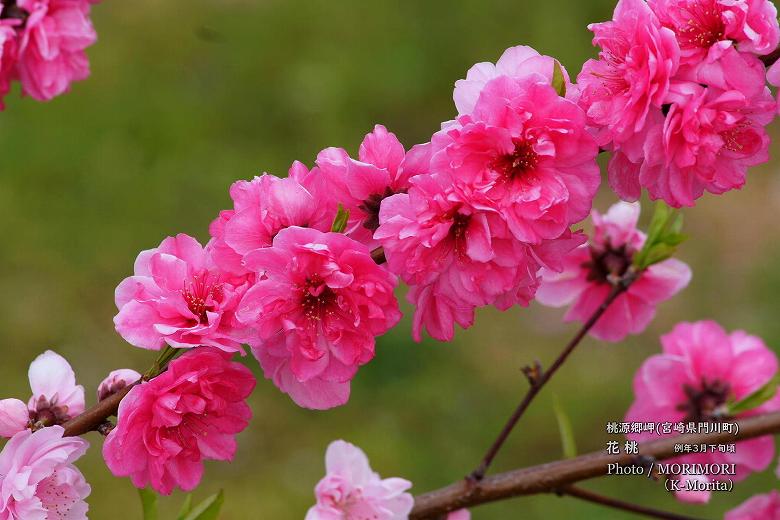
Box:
728;376;780;416
182;490;225;520
331;204;350;233
553;395;577;459
633;202;687;270
552;60;566;97
176;495;194;520
138;489;158;520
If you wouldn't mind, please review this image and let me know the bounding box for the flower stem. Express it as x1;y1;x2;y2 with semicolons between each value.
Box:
469;269;638;481
558;486;705;520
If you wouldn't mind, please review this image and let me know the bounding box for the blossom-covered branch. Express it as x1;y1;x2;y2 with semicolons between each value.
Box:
410;411;780;519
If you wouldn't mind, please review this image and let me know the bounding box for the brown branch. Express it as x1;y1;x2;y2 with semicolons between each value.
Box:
559;485;705;520
410;411;780;518
371;246;386;264
62;383;135;437
760;47;780;67
469;269;638;481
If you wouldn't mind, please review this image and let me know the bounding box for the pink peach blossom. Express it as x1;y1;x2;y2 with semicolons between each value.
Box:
431;75;600;244
453;45;572;115
114;233;253;353
611;75;775;207
102;348;256;495
15;0;98;101
537;202;691;342
209;165;335;276
96;368;140;402
376;171;585;342
315;125;431;248
577;0;680;149
446;510;471;520
725;490;780;519
305;440;413;520
649;0;780;63
0;350;84;437
625;321;780;481
237;227;401;409
0;425;90;520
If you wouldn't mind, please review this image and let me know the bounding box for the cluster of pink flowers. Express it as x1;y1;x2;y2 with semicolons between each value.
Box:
377;46;599;341
625;320;780;500
0;0;101;107
579;0;779;206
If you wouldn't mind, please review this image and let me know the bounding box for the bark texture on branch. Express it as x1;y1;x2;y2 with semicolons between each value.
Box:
62;384;135;437
410;412;780;519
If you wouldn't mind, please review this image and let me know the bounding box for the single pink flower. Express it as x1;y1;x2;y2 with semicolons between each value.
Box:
0;350;85;437
446;510;471;520
114;233;253;353
649;0;780;62
237;227;401;409
432;75;600;244
673;473;711;504
315;125;430;248
537;202;691;342
15;0;97;101
725;490;780;519
96;368;140;402
305;440;413;520
625;321;780;481
453;45;572;116
102;348;256;495
376;171;585;342
0;425;90;520
209;165;335;276
577;0;680;148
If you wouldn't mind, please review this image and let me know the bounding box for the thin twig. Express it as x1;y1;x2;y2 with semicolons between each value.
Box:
410;411;780;518
559;485;705;520
469;269;638;481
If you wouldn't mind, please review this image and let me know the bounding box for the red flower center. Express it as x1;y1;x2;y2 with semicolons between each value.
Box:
449;212;471;259
676;1;726;49
182;272;223;323
301;274;337;321
493;138;539;179
677;378;732;422
582;244;633;285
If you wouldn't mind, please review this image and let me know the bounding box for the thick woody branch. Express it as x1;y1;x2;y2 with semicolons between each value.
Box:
410;411;780;519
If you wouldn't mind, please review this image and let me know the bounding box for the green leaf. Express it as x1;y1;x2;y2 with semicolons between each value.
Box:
728;376;780;416
553;395;577;459
633;202;687;270
182;490;225;520
138;489;158;520
176;495;194;520
552;60;566;97
331;204;350;233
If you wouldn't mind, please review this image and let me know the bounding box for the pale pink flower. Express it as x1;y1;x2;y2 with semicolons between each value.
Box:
237;227;401;409
625;321;780;481
446;510;471;520
537;202;691;342
725;490;780;519
613;77;775;207
0;425;90;520
315;125;430;248
305;440;413;520
431;75;600;244
673;474;711;504
114;233;253;353
96;368;140;402
209;165;335;276
0;350;84;437
102;348;255;495
649;0;780;62
453;45;572;115
577;0;680;148
376;171;585;342
15;0;97;101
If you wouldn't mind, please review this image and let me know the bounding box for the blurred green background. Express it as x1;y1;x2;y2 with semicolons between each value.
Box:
1;0;779;518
